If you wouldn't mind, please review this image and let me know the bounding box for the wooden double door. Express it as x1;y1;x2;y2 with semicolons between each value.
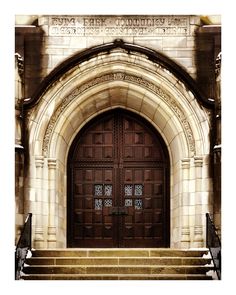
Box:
67;109;170;247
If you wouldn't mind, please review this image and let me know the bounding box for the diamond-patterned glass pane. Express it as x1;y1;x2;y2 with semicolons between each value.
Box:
95;184;103;196
125;199;132;207
104;184;112;196
135;199;142;209
95;198;102;210
104;199;112;207
125;185;133;196
134;184;143;196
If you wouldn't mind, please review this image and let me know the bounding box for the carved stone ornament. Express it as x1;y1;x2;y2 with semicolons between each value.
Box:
15;53;24;77
42;72;196;155
215;52;221;109
15;53;24;110
215;52;221;77
48;15;190;37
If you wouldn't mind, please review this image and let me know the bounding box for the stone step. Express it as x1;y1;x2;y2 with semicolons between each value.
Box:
26;257;211;266
32;248;208;258
23;265;213;275
22;273;212;280
23;248;213;280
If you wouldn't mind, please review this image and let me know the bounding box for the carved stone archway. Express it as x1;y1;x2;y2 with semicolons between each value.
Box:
24;41;213;248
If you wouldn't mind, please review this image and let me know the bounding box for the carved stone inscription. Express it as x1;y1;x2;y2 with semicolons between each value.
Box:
48;15;189;36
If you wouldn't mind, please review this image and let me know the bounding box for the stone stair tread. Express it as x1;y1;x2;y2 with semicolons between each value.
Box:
26;258;212;267
23;248;213;280
33;249;154;252
27;256;211;264
27;256;210;260
32;249;208;257
25;264;213;268
24;264;213;275
22;273;212;280
30;248;208;251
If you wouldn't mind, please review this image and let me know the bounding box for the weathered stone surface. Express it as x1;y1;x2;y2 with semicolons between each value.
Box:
47;15;190;37
15;14;220;251
22;248;213;280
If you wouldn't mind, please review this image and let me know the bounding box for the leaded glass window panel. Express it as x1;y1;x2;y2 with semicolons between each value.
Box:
95;198;102;210
95;184;103;196
135;199;142;209
125;199;132;207
134;184;143;196
104;184;112;196
125;184;133;196
104;199;112;207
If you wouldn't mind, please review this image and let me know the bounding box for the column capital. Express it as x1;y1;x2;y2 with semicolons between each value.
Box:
194;156;203;167
48;158;57;169
35;155;44;168
181;158;190;169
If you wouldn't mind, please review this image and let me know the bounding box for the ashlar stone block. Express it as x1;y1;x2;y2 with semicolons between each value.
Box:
163;37;187;48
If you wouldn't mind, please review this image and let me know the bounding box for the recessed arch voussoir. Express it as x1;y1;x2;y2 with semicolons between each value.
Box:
39;71;200;159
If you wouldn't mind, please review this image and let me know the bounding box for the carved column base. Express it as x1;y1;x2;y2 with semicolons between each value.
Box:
47;226;57;248
47;240;57;248
181;227;190;248
15;225;23;245
34;227;45;248
193;226;204;247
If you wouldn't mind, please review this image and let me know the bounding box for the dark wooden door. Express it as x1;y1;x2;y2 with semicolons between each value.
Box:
67;109;170;247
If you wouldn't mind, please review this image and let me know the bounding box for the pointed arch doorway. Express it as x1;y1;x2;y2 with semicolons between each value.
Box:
67;109;170;248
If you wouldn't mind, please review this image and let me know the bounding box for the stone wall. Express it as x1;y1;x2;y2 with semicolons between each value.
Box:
23;46;213;248
39;15;199;77
15;15;220;248
15;15;221;102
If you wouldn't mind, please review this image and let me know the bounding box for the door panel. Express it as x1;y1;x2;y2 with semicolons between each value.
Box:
120;166;166;247
67;109;169;248
71;167;118;247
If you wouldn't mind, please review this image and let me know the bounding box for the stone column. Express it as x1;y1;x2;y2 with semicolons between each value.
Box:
193;156;204;247
47;158;57;248
181;158;191;248
34;155;45;248
15;53;24;149
213;52;221;234
15;53;25;244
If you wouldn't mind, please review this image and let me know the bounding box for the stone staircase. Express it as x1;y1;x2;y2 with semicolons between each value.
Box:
22;248;214;280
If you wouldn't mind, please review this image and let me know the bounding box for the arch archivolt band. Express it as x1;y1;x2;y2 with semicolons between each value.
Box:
42;71;196;157
26;47;212;249
28;49;210;161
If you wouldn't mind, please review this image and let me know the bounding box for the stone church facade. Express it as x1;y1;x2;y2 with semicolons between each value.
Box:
15;15;221;250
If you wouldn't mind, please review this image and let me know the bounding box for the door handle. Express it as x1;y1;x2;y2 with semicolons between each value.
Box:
109;207;119;215
109;207;128;216
119;207;128;215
